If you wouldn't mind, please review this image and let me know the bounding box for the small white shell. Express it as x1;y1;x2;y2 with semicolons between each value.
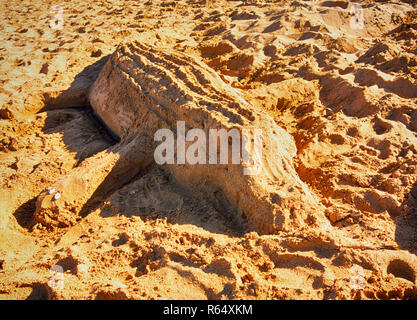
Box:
53;192;61;200
48;188;56;195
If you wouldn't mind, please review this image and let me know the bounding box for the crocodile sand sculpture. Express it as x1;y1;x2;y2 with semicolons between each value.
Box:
34;41;326;234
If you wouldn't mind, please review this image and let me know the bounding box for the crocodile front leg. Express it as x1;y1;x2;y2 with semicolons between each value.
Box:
33;136;154;228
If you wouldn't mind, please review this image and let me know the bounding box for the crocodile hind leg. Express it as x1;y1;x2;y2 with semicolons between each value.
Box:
33;135;154;228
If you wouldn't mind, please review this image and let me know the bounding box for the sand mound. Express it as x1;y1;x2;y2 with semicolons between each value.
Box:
31;41;327;234
1;0;417;300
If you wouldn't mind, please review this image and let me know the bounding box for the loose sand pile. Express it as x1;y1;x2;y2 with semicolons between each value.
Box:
1;0;417;299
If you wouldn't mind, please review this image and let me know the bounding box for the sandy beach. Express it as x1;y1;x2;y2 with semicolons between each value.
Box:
0;0;417;299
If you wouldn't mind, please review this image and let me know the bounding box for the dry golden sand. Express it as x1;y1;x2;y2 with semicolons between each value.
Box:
1;0;417;299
